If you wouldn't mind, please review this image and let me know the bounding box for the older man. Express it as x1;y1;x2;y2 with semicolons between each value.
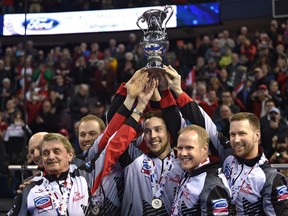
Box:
8;71;156;215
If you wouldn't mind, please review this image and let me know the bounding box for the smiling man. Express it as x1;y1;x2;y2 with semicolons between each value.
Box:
172;125;231;216
164;65;288;215
122;111;184;216
7;71;156;216
78;115;105;152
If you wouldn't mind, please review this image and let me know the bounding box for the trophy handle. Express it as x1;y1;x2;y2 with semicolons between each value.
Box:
136;16;146;33
163;5;173;32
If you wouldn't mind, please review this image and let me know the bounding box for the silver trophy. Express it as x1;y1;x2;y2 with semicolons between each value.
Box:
136;5;174;78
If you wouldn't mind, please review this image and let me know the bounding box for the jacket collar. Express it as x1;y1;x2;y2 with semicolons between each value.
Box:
234;147;264;167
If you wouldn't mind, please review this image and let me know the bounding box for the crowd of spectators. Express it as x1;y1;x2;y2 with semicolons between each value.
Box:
0;16;288;197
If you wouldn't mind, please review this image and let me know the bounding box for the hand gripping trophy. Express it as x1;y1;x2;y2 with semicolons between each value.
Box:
136;5;174;79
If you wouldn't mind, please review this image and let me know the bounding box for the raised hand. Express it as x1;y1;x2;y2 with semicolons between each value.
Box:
125;67;146;91
157;71;168;91
151;79;160;102
137;78;157;112
163;65;183;97
126;72;149;100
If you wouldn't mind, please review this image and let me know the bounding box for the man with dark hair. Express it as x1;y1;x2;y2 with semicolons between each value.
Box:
122;110;184;215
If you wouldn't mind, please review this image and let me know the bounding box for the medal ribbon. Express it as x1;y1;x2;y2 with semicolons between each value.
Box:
171;157;210;215
44;173;73;216
230;158;254;203
143;150;175;200
171;171;188;216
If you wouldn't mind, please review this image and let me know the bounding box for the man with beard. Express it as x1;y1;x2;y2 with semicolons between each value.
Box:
164;65;288;215
122;111;184;215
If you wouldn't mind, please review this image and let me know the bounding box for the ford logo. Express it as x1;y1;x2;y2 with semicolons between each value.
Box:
35;196;50;206
213;199;228;208
277;185;287;196
23;18;59;30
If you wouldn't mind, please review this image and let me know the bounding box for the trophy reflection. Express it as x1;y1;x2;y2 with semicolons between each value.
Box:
136;5;174;78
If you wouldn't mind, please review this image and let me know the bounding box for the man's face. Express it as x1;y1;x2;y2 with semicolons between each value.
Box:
143;117;170;159
78;120;102;151
177;130;208;171
265;102;275;113
221;93;232;104
28;133;47;167
29;139;42;167
42;140;73;177
220;105;232;119
229;119;260;159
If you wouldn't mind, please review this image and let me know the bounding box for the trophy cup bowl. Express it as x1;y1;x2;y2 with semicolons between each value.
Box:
137;6;174;79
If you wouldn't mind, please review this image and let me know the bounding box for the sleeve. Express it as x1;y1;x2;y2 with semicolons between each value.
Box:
7;183;35;216
90;116;142;194
7;194;23;216
86;103;131;161
203;185;231;216
106;83;127;123
160;89;183;147
262;171;288;216
177;92;232;162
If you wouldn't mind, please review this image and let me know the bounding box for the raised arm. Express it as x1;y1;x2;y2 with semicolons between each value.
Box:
106;67;146;122
86;69;149;160
164;65;232;161
90;77;157;194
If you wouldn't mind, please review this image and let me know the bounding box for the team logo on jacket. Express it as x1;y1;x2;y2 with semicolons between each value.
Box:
212;198;229;215
276;185;288;201
224;164;232;179
34;195;53;212
141;160;151;176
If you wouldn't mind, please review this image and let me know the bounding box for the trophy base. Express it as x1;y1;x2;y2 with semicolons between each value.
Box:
146;66;165;80
146;59;165;80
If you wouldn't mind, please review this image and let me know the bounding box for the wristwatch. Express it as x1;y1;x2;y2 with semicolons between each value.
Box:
132;108;143;116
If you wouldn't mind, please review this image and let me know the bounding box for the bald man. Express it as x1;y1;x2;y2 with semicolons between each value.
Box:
16;132;48;194
27;132;48;169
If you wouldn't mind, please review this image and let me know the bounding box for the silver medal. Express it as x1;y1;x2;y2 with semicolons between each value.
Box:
91;205;101;215
151;198;162;209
